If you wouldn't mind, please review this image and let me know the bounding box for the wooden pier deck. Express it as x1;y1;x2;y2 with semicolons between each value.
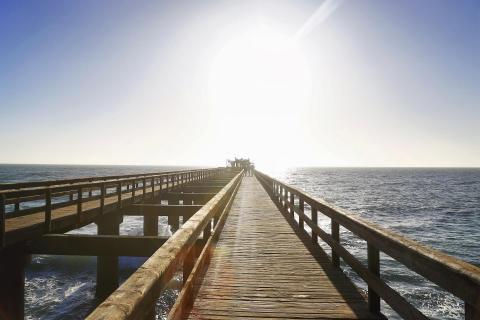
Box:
188;176;377;319
2;167;479;319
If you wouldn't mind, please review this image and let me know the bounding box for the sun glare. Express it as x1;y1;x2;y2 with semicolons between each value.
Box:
209;27;311;118
207;27;312;165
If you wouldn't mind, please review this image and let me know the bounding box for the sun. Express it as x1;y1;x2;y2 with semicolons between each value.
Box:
208;27;311;119
206;26;312;167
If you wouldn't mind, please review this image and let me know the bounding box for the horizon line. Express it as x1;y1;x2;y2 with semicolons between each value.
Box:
0;162;479;169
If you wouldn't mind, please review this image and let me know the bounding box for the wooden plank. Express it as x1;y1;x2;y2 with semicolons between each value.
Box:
123;204;203;216
186;176;377;320
27;234;169;256
161;192;216;204
180;186;224;193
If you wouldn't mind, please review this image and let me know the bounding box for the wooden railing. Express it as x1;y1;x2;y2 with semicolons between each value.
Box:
0;168;223;248
255;170;480;320
86;170;243;320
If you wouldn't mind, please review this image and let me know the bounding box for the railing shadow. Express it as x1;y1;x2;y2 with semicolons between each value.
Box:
256;174;384;320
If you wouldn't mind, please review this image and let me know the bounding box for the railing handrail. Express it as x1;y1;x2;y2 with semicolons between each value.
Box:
86;171;243;320
0;168;221;198
255;170;480;319
0;168;210;190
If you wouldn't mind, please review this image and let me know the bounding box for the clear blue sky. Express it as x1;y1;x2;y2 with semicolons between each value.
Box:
1;0;479;168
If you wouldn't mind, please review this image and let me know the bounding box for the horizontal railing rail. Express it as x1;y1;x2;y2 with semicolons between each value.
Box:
0;168;206;190
86;170;243;320
0;168;221;210
0;168;224;248
0;168;220;197
255;170;480;320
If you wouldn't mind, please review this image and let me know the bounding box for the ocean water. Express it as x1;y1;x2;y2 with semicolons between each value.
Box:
266;167;480;320
1;165;478;319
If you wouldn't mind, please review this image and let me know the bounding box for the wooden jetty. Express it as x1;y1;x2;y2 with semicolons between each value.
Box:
0;167;479;319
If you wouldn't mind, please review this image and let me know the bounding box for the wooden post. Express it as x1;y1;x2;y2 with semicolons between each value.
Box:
100;183;106;214
142;179;146;201
465;303;479;320
45;189;52;232
299;198;304;230
283;188;289;212
368;243;381;314
117;182;122;209
311;207;318;244
151;177;155;199
168;198;180;232
289;191;294;218
144;215;158;237
0;252;27;319
143;179;157;235
131;179;135;203
0;194;5;248
331;220;340;268
14;201;19;212
77;187;82;225
96;214;120;300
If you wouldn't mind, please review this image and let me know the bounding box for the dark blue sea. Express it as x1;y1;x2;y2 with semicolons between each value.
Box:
1;165;478;319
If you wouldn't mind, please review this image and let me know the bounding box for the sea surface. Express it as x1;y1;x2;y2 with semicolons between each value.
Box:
1;165;479;319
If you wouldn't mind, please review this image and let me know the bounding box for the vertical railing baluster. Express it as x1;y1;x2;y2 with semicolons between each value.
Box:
131;179;136;203
311;207;318;244
368;243;381;314
142;178;146;201
45;188;52;231
289;191;294;218
332;220;340;267
14;201;19;213
100;183;106;214
299;197;304;231
151;177;155;198
77;187;82;225
1;194;6;248
117;182;122;209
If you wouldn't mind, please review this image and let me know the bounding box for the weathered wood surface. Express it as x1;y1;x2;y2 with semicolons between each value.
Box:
86;172;242;320
27;234;171;256
188;176;378;320
4;184;160;245
123;204;203;216
160;193;216;204
256;170;480;319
